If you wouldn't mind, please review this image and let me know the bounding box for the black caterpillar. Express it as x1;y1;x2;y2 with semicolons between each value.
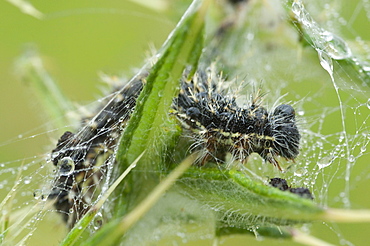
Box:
49;74;145;226
49;68;300;227
174;69;300;170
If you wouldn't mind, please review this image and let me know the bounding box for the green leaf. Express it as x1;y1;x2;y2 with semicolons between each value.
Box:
113;0;208;216
178;168;323;228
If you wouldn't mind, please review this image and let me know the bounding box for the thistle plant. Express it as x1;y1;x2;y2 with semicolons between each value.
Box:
2;0;370;245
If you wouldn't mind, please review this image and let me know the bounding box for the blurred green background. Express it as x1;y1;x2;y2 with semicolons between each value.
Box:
0;0;369;245
0;1;175;162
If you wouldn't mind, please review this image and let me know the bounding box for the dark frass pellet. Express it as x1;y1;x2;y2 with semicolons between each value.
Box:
269;178;313;200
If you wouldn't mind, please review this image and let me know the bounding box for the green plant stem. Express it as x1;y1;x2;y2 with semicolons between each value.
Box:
16;50;74;129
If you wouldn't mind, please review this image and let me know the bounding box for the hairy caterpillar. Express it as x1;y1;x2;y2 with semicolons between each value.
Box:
174;68;300;171
49;74;145;226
